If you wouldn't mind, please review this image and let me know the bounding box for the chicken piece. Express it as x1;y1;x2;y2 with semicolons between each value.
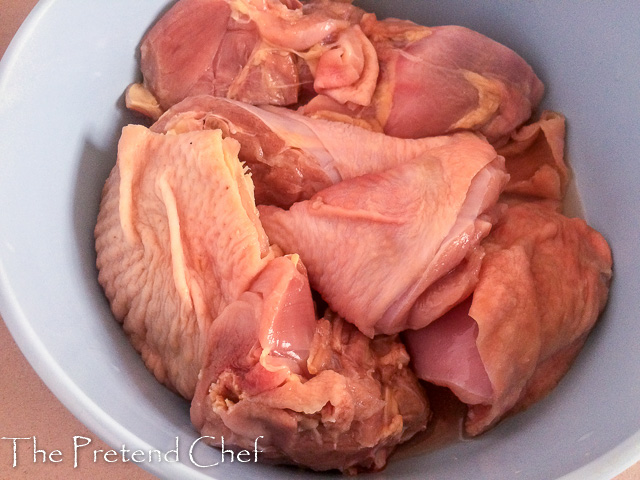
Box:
94;125;274;398
259;150;509;337
377;23;544;143
191;291;430;473
304;18;545;144
151;95;494;208
138;0;297;112
404;202;612;435
136;0;369;114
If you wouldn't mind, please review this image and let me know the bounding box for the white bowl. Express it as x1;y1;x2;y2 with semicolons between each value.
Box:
1;1;638;479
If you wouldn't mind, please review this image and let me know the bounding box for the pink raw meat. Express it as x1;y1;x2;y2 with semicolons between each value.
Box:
404;296;492;405
139;0;300;110
381;24;544;143
405;202;612;435
94;125;274;398
151;95;495;208
192;280;430;472
259;150;508;337
136;0;372;114
304;18;544;143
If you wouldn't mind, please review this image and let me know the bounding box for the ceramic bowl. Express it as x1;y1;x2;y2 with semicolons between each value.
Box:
1;1;638;478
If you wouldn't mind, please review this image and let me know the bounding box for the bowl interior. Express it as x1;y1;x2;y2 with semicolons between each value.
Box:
1;1;639;479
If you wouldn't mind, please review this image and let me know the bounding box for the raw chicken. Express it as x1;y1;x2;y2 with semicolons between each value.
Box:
95;123;430;471
192;296;430;473
404;202;612;435
135;0;368;113
259;149;509;337
372;21;544;143
139;0;288;110
97;0;615;472
95;125;274;398
151;95;496;208
304;19;544;144
130;0;543;143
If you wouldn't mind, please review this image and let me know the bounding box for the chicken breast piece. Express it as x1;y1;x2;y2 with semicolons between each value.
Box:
405;202;612;435
377;24;544;143
303;18;544;143
95;125;274;398
136;0;367;114
259;149;508;337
